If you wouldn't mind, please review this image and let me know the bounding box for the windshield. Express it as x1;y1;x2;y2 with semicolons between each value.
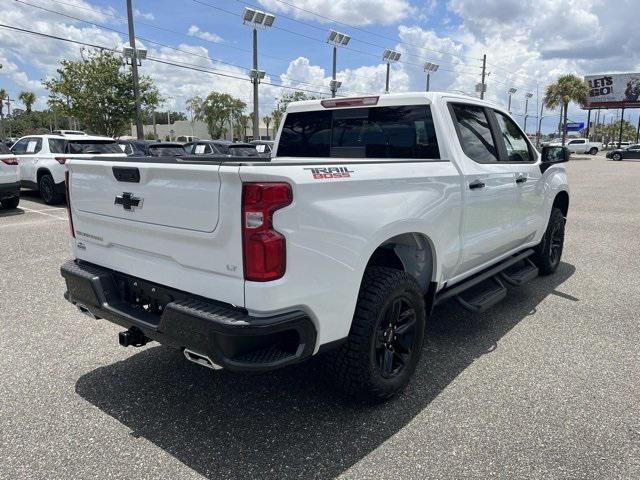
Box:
148;145;185;156
65;140;122;154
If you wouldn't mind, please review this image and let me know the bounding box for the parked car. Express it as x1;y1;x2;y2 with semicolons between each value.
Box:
61;92;570;400
176;135;200;144
0;142;20;210
606;144;640;161
185;140;262;157
548;137;601;155
117;140;186;157
11;134;125;204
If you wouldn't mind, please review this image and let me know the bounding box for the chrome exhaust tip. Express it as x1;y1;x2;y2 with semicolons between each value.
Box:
183;349;223;370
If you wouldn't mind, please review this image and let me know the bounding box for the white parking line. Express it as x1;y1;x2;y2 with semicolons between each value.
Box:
18;206;67;220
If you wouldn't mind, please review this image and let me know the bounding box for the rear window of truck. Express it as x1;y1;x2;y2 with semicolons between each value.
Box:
278;105;440;159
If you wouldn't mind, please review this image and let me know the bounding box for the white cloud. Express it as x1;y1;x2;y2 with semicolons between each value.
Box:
258;0;414;26
134;9;155;21
187;25;223;43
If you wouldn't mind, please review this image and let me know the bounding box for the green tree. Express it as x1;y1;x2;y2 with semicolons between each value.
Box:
544;74;589;146
18;91;37;113
189;92;246;139
43;50;161;137
270;91;316;132
263;115;272;138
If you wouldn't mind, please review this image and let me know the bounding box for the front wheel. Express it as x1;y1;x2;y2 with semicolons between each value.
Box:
327;267;426;401
1;196;20;210
38;173;63;205
612;153;622;161
533;207;566;275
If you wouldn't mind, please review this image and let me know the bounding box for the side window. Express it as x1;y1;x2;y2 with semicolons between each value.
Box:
11;138;30;155
49;139;66;154
450;104;498;163
493;111;534;163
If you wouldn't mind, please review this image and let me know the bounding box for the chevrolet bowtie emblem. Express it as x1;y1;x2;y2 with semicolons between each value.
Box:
114;192;143;211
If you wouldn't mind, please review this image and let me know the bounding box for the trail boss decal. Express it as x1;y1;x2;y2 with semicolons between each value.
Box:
304;166;354;180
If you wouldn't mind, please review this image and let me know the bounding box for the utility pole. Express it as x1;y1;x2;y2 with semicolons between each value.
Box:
424;62;438;92
385;62;390;94
480;54;487;100
126;0;144;140
618;107;625;147
326;30;349;97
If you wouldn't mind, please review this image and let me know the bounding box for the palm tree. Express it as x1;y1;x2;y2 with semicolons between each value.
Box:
19;91;37;114
263;115;272;139
272;109;283;133
543;74;589;146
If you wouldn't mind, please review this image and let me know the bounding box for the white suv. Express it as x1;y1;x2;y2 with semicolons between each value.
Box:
0;142;20;210
11;134;125;204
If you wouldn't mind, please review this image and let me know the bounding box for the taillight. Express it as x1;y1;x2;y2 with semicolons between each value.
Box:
321;96;379;108
55;157;67;165
1;157;18;165
242;182;292;281
65;170;75;238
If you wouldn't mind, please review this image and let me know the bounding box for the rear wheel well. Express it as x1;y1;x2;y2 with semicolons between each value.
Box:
553;191;569;217
366;233;435;294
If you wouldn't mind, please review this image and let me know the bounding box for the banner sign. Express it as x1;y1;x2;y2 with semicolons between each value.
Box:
585;73;640;108
566;122;584;131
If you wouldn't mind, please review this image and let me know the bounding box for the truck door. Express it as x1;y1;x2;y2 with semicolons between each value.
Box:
491;109;545;246
448;102;519;275
567;139;586;153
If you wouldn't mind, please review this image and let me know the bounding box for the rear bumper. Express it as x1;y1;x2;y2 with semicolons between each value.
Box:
61;260;317;372
0;181;20;200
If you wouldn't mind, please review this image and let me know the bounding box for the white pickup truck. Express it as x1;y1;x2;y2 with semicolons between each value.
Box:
61;93;570;400
549;137;601;155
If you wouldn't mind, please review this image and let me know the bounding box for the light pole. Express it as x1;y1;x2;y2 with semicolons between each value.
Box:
507;88;517;114
523;92;533;133
243;7;275;141
327;30;350;98
383;49;401;94
424;62;439;92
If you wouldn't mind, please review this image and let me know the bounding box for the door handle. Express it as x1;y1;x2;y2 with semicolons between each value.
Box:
469;179;485;190
516;176;528;184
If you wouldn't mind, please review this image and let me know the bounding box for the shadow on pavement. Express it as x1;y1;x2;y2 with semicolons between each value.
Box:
76;262;576;480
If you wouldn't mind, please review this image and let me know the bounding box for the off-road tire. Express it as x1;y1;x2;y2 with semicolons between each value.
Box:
38;173;63;205
533;207;565;275
327;267;426;401
1;196;20;210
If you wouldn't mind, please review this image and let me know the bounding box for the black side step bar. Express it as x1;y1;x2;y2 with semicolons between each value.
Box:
435;249;535;308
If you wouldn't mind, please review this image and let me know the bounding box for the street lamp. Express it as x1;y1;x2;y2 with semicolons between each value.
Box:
327;30;350;98
243;7;276;140
383;49;401;94
523;92;533;133
424;62;439;92
507;88;517;114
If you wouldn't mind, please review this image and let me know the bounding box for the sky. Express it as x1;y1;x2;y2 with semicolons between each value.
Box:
1;0;639;134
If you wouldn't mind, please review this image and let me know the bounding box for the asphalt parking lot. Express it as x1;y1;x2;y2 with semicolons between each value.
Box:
1;155;639;480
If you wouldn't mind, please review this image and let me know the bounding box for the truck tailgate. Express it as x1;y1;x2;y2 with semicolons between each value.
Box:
67;159;245;307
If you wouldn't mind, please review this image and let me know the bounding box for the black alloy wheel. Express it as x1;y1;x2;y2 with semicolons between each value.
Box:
375;297;417;379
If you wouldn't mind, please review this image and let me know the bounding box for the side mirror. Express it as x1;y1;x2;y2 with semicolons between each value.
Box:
541;145;570;172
